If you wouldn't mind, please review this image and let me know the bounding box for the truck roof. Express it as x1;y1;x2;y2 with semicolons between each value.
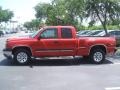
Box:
44;26;75;29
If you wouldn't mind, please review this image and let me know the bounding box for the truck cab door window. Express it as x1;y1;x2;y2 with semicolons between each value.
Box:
40;28;58;39
61;28;72;38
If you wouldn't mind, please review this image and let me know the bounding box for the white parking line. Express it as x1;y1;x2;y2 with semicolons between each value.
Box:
105;87;120;90
107;62;120;66
113;63;120;65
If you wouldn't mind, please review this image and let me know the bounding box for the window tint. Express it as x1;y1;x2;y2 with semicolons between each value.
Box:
61;28;72;38
109;31;120;36
40;28;58;39
115;31;120;35
109;31;115;35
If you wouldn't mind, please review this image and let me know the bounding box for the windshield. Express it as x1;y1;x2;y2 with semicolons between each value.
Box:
29;28;44;38
90;31;102;35
29;28;43;38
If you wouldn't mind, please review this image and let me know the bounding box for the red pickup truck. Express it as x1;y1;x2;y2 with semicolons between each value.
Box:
3;26;116;64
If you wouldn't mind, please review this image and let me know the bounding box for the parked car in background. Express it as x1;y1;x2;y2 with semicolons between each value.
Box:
77;30;91;36
0;30;5;37
89;30;103;36
5;30;12;34
77;30;103;37
77;30;87;35
19;30;34;37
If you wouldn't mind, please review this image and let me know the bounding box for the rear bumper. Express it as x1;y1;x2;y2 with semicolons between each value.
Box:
3;48;13;59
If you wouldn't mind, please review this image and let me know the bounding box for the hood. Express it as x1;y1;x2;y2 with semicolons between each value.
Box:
7;36;32;42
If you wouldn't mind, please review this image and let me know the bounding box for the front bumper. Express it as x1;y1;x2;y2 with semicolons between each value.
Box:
3;48;13;59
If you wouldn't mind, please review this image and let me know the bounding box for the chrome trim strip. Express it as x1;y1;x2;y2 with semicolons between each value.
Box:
36;50;73;52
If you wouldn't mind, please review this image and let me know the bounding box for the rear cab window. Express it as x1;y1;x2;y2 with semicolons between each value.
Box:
61;28;73;38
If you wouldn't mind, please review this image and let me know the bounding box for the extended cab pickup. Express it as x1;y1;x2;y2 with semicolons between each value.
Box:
3;26;116;64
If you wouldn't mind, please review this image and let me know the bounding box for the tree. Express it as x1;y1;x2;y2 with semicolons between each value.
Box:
2;10;13;23
85;0;120;35
64;0;85;23
34;1;66;25
46;0;69;25
24;19;41;30
0;7;13;23
34;0;85;28
23;22;31;30
34;0;120;31
34;3;51;20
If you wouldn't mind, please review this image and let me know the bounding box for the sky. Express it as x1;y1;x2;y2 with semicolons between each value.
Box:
0;0;51;23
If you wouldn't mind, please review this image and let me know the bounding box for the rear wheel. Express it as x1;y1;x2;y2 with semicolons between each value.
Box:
89;49;105;64
13;49;31;65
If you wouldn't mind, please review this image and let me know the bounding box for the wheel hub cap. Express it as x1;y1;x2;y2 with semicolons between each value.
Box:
93;52;103;62
17;52;28;63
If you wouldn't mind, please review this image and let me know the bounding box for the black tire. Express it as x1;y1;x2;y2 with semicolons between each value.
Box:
13;49;31;65
89;49;105;64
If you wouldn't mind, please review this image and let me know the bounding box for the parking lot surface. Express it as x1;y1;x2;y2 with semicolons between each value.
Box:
0;33;120;90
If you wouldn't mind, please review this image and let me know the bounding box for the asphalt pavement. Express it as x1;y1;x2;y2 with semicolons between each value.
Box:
0;33;120;90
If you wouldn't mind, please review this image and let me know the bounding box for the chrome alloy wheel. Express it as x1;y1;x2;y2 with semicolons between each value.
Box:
17;52;28;63
93;52;103;62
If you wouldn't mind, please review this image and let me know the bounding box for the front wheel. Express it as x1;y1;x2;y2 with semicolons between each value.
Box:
89;49;105;64
13;49;31;65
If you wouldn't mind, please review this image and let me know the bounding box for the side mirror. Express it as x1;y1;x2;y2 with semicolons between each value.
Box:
37;36;41;40
37;35;43;40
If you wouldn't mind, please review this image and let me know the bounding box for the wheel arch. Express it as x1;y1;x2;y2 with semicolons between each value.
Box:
12;46;32;56
89;45;107;55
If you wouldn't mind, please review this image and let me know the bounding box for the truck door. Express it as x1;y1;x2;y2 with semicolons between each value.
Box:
35;28;60;57
58;28;77;56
